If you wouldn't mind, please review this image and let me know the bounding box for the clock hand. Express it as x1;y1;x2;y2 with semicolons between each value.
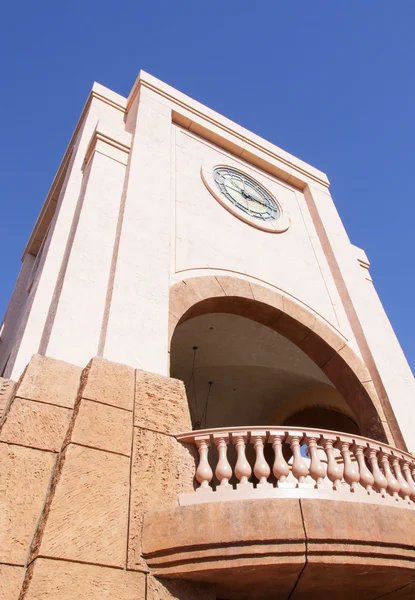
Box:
244;192;269;208
224;182;271;209
225;183;248;195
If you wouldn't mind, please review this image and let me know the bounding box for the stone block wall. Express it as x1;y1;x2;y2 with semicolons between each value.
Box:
0;354;213;599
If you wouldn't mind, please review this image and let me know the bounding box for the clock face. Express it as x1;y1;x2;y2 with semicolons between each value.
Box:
213;167;280;222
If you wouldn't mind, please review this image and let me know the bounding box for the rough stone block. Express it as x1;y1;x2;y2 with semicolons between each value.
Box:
0;377;16;420
128;428;196;569
0;564;25;599
23;558;145;600
134;370;191;434
147;576;215;600
17;354;82;409
71;399;132;456
83;357;135;411
0;398;72;452
0;443;56;564
38;444;129;567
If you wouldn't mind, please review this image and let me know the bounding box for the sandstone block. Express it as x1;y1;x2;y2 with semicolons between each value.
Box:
338;344;372;383
311;318;346;353
185;275;224;300
0;377;16;420
274;312;309;345
215;275;254;298
298;330;337;368
0;443;56;564
147;576;215;600
83;357;135;411
282;296;316;331
250;281;284;311
23;558;145;600
0;564;25;599
128;428;196;569
169;280;200;320
0;398;72;452
39;444;129;567
134;370;191;434
71;399;132;456
17;354;82;409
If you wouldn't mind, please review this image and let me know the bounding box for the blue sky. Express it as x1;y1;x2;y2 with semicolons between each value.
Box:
1;1;414;370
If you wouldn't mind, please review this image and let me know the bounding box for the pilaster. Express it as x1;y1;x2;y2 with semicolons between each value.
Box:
42;125;130;366
103;87;173;375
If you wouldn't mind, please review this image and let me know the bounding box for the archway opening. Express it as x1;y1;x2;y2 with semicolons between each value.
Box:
170;312;359;434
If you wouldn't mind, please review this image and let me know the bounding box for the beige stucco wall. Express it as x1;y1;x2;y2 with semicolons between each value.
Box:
171;125;357;351
103;87;172;375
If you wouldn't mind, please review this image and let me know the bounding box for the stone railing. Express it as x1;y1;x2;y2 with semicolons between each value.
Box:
176;426;415;508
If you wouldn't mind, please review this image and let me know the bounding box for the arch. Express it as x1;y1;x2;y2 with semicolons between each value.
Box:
169;275;390;443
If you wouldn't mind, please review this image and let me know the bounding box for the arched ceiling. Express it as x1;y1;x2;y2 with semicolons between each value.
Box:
170;313;351;429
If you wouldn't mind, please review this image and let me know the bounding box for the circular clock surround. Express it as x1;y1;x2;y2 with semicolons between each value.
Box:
201;164;290;233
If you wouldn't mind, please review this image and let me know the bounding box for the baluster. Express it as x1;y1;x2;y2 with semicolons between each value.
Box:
231;432;252;489
338;441;360;492
366;448;387;496
322;438;343;490
353;443;374;493
289;434;309;486
306;436;326;488
380;451;400;500
252;432;271;487
195;435;213;493
271;433;290;487
213;433;233;490
391;455;411;502
401;460;415;501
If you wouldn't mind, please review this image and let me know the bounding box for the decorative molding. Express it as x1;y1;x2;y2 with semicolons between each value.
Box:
90;87;127;114
127;71;330;191
83;127;132;170
354;245;372;281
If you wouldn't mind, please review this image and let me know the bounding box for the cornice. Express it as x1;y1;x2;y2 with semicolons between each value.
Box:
83;126;132;169
90;83;127;113
127;71;330;190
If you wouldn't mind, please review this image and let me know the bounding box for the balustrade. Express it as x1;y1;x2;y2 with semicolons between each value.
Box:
176;427;415;508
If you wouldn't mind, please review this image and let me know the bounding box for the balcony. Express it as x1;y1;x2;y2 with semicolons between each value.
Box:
142;426;415;600
176;426;415;506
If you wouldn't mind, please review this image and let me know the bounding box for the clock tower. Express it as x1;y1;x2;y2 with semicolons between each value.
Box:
1;72;415;599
